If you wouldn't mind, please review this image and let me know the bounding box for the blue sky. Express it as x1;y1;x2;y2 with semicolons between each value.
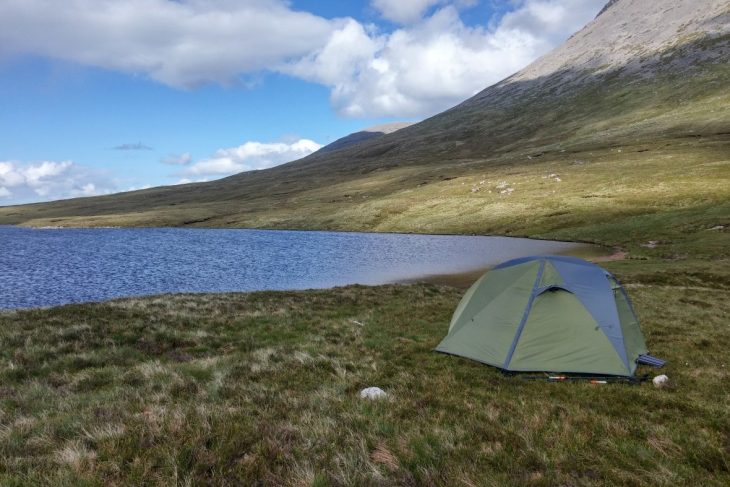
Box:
0;0;605;204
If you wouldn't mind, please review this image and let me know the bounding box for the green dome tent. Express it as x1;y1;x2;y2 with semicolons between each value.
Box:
435;256;656;377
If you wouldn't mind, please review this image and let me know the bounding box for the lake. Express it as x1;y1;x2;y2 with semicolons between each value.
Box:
0;226;591;310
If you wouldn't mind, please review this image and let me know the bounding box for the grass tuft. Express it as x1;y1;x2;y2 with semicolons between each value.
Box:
1;273;728;485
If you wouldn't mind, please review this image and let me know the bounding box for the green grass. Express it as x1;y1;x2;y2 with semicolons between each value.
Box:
0;34;728;486
1;55;727;254
1;271;729;485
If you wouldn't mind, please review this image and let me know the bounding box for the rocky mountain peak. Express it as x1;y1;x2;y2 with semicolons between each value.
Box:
469;0;729;104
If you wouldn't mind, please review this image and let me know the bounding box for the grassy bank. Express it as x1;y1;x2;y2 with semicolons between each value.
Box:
1;257;729;485
0;31;727;486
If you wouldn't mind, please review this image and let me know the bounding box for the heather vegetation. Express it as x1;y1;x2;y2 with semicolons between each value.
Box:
1;256;729;485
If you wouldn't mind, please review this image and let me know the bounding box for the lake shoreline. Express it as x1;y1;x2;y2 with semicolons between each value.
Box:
12;222;610;248
397;244;619;289
0;225;596;310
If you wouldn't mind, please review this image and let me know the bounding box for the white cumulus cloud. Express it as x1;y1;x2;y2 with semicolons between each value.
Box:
0;160;115;204
0;0;336;88
498;0;606;48
0;0;606;118
184;139;323;178
287;0;606;117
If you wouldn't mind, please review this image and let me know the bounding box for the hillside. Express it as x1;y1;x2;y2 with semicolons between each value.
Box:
1;0;728;258
313;122;415;155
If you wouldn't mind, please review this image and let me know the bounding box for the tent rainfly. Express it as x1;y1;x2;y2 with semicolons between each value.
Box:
435;255;663;377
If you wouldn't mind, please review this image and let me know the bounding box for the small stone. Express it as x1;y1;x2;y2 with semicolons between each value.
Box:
360;387;388;400
652;374;670;388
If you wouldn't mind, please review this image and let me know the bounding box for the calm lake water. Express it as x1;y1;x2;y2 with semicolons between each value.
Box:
0;226;589;310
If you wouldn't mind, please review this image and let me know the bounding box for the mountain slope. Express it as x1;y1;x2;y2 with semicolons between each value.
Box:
314;122;415;155
1;0;728;256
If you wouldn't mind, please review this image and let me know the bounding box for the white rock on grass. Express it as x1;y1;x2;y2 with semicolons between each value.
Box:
360;387;388;400
652;374;670;388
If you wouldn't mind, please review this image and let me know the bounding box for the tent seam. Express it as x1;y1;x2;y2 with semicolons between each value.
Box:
610;274;640;320
502;260;545;369
554;262;631;372
611;273;646;369
448;264;536;336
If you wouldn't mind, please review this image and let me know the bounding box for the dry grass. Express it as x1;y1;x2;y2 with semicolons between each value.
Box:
1;268;729;485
